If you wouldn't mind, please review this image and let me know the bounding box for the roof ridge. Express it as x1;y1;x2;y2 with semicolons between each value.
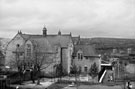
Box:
22;33;42;36
22;33;71;36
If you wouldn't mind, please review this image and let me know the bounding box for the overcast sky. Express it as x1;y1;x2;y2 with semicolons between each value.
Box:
0;0;135;38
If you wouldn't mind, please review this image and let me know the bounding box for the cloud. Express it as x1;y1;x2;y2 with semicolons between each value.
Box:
0;0;135;38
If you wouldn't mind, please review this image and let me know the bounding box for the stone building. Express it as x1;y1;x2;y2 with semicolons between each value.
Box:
5;27;73;74
72;45;101;74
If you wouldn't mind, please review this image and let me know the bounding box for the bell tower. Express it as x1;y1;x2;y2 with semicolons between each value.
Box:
58;30;61;35
43;26;47;37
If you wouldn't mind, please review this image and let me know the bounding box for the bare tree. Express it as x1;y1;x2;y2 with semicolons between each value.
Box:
54;63;63;81
32;49;56;85
10;48;25;84
10;44;57;85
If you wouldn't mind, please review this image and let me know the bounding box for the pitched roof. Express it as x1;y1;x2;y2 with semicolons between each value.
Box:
73;45;97;57
46;35;72;47
21;34;42;40
22;33;72;53
29;37;55;53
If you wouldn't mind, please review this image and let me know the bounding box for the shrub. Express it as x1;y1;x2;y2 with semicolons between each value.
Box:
88;63;98;78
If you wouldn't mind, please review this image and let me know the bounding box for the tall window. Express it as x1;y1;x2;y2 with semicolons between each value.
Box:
27;44;31;57
84;66;88;72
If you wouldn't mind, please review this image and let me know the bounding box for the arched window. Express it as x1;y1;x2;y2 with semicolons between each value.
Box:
27;44;31;57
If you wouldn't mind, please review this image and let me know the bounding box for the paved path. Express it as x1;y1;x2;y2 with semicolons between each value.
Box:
9;78;56;89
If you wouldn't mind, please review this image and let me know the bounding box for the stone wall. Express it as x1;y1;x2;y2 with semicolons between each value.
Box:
5;34;25;68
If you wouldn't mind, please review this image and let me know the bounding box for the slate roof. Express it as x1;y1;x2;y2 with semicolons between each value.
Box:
20;33;72;53
29;37;54;53
46;35;72;47
73;45;97;57
21;34;42;40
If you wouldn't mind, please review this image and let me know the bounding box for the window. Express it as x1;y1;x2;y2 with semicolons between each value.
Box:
79;66;82;73
16;44;20;47
78;53;83;60
27;44;31;57
78;53;80;59
81;54;83;59
19;52;23;56
84;66;88;72
27;44;31;48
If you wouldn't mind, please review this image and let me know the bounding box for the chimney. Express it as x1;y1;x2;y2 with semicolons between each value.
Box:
43;26;47;37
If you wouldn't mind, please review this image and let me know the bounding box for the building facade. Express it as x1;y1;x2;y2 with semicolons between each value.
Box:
5;27;73;75
72;45;101;74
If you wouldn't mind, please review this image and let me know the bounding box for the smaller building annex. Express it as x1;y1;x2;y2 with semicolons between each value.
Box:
72;44;101;74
